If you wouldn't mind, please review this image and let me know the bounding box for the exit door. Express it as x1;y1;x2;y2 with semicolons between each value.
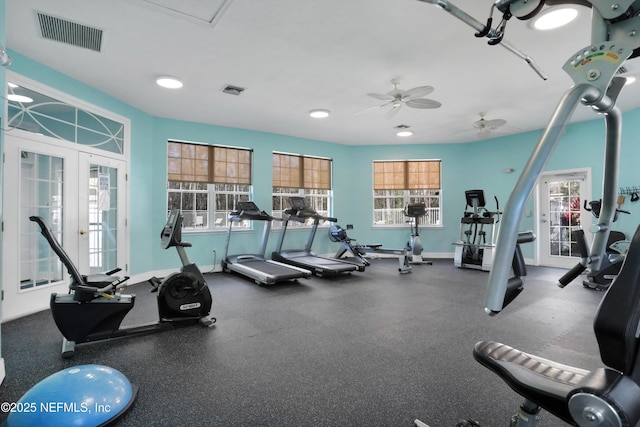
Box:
537;169;591;268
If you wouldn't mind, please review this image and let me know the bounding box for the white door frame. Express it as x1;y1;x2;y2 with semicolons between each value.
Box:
534;167;592;267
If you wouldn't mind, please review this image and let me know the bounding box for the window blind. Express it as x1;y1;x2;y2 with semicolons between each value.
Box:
273;153;332;190
373;160;440;190
168;141;252;184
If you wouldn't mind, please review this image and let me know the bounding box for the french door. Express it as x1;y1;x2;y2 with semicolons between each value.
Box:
537;169;591;268
2;132;127;321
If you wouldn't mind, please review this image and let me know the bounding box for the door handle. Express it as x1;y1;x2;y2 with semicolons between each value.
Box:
79;229;87;235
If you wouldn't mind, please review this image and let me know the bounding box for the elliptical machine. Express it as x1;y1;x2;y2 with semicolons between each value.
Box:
453;190;501;271
31;209;215;358
404;202;432;265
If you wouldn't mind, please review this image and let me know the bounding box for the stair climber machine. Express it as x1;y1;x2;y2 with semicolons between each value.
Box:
414;0;640;426
221;201;312;285
272;197;365;277
453;190;501;271
558;199;630;291
328;224;412;274
404;202;432;265
31;209;215;358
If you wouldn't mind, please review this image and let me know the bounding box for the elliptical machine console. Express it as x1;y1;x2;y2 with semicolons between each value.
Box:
32;209;215;358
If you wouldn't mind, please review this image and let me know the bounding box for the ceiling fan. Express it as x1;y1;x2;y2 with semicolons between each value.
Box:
467;112;518;139
358;79;442;118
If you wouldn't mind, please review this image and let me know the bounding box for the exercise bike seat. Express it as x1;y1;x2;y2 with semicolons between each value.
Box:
473;341;589;424
30;216;127;301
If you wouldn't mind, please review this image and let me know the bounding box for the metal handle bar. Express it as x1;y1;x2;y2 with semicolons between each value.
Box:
417;0;548;79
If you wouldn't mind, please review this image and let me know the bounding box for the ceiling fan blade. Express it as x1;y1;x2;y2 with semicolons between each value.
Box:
367;92;394;101
485;118;507;129
354;101;393;116
401;86;434;101
405;98;442;109
386;103;402;119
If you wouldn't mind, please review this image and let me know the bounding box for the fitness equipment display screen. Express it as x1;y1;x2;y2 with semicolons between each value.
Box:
236;201;260;213
289;197;306;210
465;190;486;208
406;203;426;217
161;210;182;249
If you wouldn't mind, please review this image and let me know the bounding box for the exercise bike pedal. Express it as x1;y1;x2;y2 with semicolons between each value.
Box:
200;316;217;327
148;276;162;293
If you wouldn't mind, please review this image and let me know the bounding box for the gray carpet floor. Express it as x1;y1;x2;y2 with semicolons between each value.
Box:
0;258;604;426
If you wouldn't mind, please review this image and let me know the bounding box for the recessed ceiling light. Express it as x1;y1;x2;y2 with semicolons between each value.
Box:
8;94;33;103
309;109;330;118
155;76;183;89
531;7;578;30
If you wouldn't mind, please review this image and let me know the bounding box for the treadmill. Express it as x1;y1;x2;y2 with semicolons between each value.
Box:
272;197;365;277
222;201;312;285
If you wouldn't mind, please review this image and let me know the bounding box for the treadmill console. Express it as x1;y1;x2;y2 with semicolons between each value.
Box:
161;209;184;249
236;201;261;214
289;197;306;211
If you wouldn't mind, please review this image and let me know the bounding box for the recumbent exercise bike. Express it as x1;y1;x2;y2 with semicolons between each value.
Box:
30;209;215;358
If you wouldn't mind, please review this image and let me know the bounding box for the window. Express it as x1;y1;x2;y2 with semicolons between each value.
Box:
272;152;332;227
8;82;125;155
167;141;252;230
372;160;441;226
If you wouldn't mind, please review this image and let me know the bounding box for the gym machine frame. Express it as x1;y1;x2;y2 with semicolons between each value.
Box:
415;0;640;426
31;210;215;358
329;224;412;274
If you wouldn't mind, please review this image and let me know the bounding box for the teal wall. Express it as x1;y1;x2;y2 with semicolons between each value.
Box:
4;49;640;277
150;118;352;268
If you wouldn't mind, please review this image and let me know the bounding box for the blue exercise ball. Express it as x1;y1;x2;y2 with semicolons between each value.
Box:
5;364;137;427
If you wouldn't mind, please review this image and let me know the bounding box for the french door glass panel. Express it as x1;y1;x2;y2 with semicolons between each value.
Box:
20;151;65;290
88;163;119;274
538;171;590;268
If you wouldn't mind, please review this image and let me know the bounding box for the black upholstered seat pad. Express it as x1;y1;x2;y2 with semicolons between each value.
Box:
473;340;590;424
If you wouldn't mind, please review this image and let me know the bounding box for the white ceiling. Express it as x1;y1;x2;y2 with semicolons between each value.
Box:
6;0;640;146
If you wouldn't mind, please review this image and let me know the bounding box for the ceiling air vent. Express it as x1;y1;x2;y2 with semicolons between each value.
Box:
37;12;103;52
222;85;245;96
